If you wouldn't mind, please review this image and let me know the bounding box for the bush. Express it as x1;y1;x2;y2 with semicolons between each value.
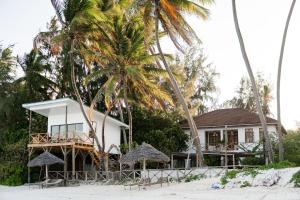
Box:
259;161;296;170
290;170;300;187
220;170;239;185
0;162;25;186
240;181;251;188
243;168;260;178
240;156;264;166
283;131;300;166
184;174;203;182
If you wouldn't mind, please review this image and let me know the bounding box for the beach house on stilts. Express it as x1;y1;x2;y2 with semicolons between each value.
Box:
23;98;128;183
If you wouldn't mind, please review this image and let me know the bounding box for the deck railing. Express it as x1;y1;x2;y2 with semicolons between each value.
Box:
29;132;94;145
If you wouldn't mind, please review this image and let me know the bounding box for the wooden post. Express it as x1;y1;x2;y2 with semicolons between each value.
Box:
224;125;228;168
64;106;68;184
171;154;174;169
72;146;75;180
28;110;32;186
233;154;236;169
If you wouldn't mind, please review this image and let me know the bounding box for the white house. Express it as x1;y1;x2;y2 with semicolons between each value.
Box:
23;98;128;154
173;108;285;167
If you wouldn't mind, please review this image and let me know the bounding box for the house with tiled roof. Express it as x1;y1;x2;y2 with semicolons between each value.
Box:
172;108;285;168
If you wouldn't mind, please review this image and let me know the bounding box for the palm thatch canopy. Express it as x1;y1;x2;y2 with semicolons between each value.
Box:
27;151;64;167
120;142;170;165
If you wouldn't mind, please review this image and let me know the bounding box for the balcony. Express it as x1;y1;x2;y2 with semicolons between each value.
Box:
29;132;95;147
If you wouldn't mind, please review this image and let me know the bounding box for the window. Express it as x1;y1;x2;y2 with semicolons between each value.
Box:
259;128;264;141
51;123;83;138
245;128;254;143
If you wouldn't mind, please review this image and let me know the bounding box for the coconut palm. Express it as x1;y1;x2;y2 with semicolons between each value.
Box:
85;14;174;151
44;0;114;152
231;0;273;163
277;0;296;161
126;0;213;166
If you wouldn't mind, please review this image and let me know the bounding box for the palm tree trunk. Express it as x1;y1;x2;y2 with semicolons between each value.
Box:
124;96;132;151
154;1;203;167
70;39;102;152
231;0;273;163
277;0;296;162
117;100;128;145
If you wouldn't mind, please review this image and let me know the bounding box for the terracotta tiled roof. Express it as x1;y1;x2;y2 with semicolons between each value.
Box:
181;108;278;129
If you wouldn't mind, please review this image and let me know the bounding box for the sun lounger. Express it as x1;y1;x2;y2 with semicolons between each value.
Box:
41;179;64;188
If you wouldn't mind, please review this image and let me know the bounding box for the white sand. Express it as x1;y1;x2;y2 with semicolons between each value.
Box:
1;178;300;200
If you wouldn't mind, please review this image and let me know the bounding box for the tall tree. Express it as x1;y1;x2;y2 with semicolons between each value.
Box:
225;73;273;116
231;0;273;163
174;47;218;115
85;14;173;151
46;0;111;152
277;0;296;161
127;0;213;167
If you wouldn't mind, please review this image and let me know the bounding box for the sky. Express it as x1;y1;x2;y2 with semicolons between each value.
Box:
0;0;299;129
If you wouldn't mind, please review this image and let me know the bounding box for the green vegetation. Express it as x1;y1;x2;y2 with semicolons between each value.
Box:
282;130;300;166
259;161;296;170
242;168;260;178
184;174;203;183
240;181;251;188
220;170;240;185
290;170;300;187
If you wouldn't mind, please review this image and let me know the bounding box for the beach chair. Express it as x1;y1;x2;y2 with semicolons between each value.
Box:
41;179;64;188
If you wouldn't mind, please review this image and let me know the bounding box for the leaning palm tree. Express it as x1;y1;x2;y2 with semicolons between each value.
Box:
126;0;213;167
231;0;273;163
277;0;296;161
85;14;174;151
44;0;112;152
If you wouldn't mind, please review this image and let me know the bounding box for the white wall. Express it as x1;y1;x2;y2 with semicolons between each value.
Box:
184;125;277;153
47;105;121;154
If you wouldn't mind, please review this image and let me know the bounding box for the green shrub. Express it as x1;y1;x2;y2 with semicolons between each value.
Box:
283;131;300;166
243;168;260;178
0;162;25;186
220;170;239;185
240;181;251;188
259;161;296;170
290;170;300;187
240;156;264;166
184;174;203;182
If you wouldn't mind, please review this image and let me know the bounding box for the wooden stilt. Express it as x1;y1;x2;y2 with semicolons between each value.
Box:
28;110;32;186
224;125;228;168
72;145;75;180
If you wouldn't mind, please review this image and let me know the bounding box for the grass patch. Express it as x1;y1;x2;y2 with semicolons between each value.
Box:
259;161;296;170
220;170;239;185
290;170;300;187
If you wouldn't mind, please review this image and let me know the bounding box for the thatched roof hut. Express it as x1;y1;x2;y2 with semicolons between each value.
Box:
27;151;64;167
120;142;170;165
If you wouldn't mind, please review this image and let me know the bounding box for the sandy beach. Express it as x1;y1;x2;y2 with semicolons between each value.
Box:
1;178;299;200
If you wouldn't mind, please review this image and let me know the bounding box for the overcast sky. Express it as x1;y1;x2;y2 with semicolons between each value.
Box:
0;0;299;129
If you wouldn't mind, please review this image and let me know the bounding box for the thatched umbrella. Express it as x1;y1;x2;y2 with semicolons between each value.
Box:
27;151;64;181
120;142;170;173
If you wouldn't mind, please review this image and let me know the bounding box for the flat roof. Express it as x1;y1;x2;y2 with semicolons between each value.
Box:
22;98;129;128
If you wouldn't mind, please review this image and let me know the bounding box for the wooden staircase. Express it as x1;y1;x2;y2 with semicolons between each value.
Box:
91;149;103;169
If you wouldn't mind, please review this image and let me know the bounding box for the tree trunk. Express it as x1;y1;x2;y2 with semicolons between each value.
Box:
117;100;128;145
154;1;203;166
101;108;111;152
277;0;296;161
70;39;102;152
231;0;273;163
124;96;132;151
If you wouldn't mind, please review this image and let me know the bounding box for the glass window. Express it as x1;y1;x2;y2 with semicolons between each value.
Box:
75;123;83;132
51;125;59;138
259;128;264;141
68;124;76;132
245;128;254;143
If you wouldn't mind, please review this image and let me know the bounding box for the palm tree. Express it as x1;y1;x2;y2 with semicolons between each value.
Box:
231;0;273;163
85;14;174;151
277;0;296;161
127;0;213;167
47;0;111;152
